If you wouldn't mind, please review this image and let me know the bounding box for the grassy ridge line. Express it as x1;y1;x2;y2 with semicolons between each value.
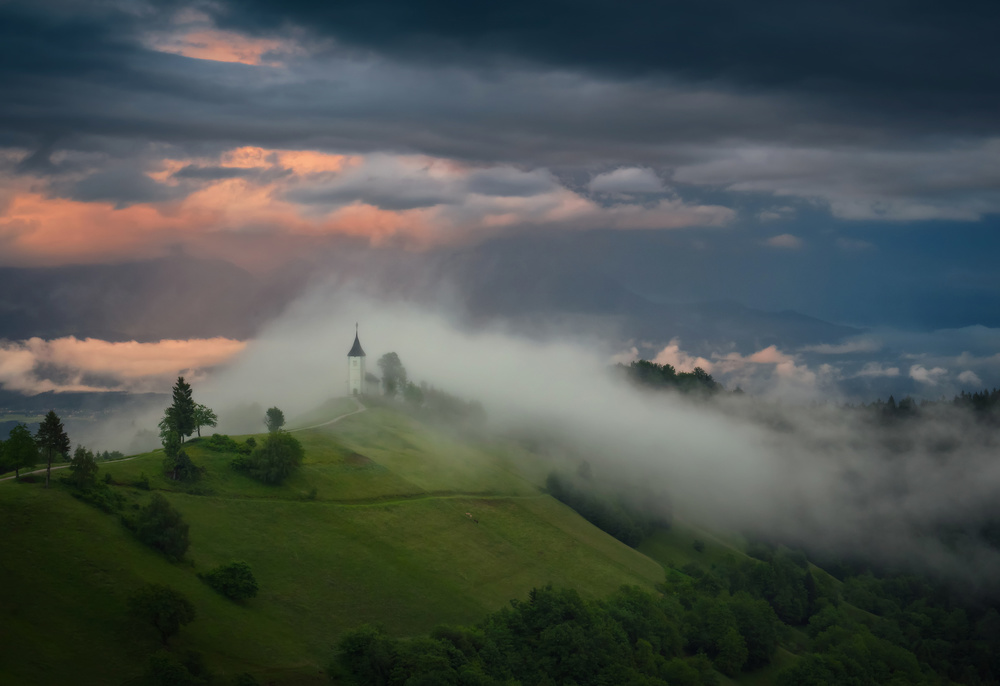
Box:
0;399;667;685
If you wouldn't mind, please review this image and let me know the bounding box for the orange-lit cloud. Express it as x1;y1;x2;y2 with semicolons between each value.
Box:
1;146;733;267
653;339;715;373
145;29;291;66
0;337;247;395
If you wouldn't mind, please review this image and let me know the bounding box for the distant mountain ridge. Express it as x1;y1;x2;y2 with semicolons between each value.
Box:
0;252;857;356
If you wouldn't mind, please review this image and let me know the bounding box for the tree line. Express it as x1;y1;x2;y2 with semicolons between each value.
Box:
377;352;486;425
617;360;724;396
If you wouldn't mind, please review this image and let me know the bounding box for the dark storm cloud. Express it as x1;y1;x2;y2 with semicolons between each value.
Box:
65;165;185;207
209;0;1000;120
2;0;1000;261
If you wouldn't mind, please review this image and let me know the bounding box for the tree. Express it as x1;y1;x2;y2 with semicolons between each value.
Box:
3;423;37;479
246;432;303;484
377;352;407;397
134;493;190;560
167;376;196;441
714;626;749;676
200;561;259;602
128;584;196;645
264;406;285;433
163;449;201;482
68;445;99;489
192;403;218;438
36;410;70;488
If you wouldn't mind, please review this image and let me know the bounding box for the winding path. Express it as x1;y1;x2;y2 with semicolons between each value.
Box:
289;396;366;432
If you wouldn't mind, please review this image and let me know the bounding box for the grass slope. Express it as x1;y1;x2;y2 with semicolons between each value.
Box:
0;401;663;685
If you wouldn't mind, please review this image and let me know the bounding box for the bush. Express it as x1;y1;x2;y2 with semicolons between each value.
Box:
693;539;706;553
131;493;190;560
128;584;196;645
200;561;259;602
143;649;212;686
68;446;99;489
134;472;151;490
205;433;242;453
70;483;126;514
242;432;304;485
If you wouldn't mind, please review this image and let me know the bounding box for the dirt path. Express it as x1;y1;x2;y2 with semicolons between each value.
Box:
289;396;366;432
1;398;367;483
0;453;145;482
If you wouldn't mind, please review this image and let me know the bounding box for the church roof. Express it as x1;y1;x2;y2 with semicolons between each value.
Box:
347;332;366;357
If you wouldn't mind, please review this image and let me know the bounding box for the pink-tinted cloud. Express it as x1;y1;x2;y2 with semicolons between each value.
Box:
1;146;733;267
764;233;803;249
652;339;714;373
0;337;247;395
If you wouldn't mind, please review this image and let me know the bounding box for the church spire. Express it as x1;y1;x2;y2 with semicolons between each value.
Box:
348;326;366;357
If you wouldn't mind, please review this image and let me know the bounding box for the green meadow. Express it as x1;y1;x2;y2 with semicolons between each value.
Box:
0;401;667;685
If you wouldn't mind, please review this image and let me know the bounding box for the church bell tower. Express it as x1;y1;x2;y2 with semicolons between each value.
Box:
347;324;367;395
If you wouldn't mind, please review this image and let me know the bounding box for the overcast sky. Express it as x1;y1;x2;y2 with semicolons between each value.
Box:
1;0;998;398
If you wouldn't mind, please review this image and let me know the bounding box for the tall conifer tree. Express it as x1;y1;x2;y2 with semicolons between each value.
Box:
36;410;70;488
168;376;196;442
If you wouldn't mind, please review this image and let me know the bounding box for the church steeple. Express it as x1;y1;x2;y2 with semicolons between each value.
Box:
348;323;366;357
347;324;367;396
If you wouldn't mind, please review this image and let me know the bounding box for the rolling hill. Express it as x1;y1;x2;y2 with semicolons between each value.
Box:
0;399;668;685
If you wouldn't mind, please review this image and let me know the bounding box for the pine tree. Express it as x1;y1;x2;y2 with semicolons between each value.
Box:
5;424;37;479
36;410;70;488
168;377;196;441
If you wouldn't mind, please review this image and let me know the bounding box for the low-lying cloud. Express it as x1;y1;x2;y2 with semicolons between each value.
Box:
0;336;246;394
178;285;1000;590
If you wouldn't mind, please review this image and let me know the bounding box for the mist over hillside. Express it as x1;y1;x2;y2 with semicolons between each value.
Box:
103;283;989;595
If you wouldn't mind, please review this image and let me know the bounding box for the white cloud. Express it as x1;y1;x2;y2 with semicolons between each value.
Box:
910;364;948;385
674;141;1000;222
958;370;984;387
855;362;900;378
758;206;796;221
588;167;665;194
610;346;639;365
764;233;803;249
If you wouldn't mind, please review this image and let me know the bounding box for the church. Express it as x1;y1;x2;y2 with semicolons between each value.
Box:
347;326;367;395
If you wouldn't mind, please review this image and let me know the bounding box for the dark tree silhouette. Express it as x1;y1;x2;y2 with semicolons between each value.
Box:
264;406;285;433
3;423;37;479
377;352;407;397
36;410;70;488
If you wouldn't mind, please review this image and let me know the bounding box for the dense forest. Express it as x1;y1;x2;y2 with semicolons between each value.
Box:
332;540;1000;686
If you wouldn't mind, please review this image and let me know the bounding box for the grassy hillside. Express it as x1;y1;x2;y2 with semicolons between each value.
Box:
0;400;664;685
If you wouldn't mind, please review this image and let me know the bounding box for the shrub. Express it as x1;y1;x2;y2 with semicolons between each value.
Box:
243;432;304;485
230;454;251;472
134;472;151;490
71;483;126;514
128;584;195;644
68;446;99;489
205;433;242;453
693;539;706;553
200;561;259;602
132;493;190;560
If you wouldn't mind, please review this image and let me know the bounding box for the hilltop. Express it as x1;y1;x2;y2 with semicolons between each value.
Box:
0;398;666;685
